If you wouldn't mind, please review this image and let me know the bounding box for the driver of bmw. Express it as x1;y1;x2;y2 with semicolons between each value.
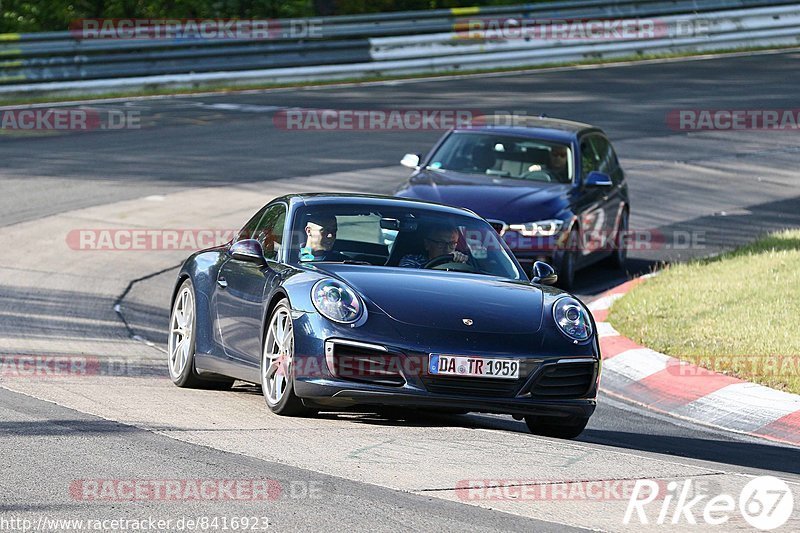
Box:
399;223;468;268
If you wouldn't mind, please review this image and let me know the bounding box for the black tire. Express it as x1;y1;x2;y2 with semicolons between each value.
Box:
261;300;316;417
168;279;235;390
557;228;579;291
606;209;629;270
525;415;589;439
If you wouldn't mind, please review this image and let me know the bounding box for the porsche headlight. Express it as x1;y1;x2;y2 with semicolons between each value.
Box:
312;279;363;324
553;297;592;342
508;219;563;237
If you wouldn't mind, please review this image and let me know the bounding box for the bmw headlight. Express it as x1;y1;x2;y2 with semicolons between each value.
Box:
508;219;563;237
312;279;364;324
553;297;592;342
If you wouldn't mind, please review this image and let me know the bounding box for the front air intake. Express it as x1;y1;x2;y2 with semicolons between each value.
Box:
325;340;405;386
529;362;595;399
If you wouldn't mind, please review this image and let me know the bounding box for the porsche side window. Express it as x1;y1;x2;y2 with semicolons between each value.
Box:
236;206;267;242
253;204;286;261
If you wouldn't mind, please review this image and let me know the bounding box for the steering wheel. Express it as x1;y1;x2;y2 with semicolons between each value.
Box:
521;169;554;182
423;254;477;272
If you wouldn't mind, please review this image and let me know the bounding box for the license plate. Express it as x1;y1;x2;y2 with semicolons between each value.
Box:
429;354;520;379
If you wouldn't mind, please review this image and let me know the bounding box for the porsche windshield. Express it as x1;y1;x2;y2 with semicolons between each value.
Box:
291;205;524;280
426;132;573;184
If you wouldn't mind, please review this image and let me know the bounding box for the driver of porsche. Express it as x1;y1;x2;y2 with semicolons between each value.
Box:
299;213;347;262
399;223;468;268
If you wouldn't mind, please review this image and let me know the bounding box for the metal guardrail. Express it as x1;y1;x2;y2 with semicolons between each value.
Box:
370;5;800;60
0;0;798;94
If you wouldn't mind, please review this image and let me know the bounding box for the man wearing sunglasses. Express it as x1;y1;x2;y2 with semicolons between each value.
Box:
399;223;468;268
299;213;348;262
548;145;570;182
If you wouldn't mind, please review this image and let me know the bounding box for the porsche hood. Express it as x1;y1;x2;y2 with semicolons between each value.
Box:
313;264;544;334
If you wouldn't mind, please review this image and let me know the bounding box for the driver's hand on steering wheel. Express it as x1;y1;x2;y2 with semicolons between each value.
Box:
451;251;468;263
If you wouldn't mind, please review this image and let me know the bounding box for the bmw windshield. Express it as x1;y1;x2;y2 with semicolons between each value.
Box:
426;132;573;184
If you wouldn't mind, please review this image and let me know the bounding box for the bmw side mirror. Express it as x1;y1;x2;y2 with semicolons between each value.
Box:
401;153;421;169
585;171;613;187
230;239;266;265
531;261;558;286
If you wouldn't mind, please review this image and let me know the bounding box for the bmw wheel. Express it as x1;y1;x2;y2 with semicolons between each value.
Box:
608;209;629;270
558;228;579;291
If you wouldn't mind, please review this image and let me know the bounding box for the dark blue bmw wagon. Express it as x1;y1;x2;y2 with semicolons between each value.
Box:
395;116;630;289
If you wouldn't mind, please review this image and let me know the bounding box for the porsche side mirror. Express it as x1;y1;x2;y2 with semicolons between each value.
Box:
585;171;613;187
531;261;558;286
401;153;421;169
230;239;266;265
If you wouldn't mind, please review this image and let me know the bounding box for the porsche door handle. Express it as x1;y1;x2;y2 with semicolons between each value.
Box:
217;277;228;288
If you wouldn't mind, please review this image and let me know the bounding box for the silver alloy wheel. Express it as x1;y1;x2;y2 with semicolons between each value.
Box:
168;285;194;379
262;306;294;406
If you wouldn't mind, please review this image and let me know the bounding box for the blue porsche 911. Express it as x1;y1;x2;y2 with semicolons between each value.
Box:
396;116;630;289
168;194;600;438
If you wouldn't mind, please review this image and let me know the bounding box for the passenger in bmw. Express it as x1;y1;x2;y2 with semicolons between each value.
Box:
399;223;469;268
299;213;348;262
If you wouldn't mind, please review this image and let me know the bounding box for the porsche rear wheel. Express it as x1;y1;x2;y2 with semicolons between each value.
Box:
525;415;589;439
168;279;234;390
261;300;315;416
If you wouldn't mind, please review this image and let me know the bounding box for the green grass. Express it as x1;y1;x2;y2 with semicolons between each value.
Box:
0;44;797;107
608;229;800;394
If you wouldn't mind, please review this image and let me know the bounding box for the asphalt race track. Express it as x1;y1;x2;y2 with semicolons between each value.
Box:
2;50;800;532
